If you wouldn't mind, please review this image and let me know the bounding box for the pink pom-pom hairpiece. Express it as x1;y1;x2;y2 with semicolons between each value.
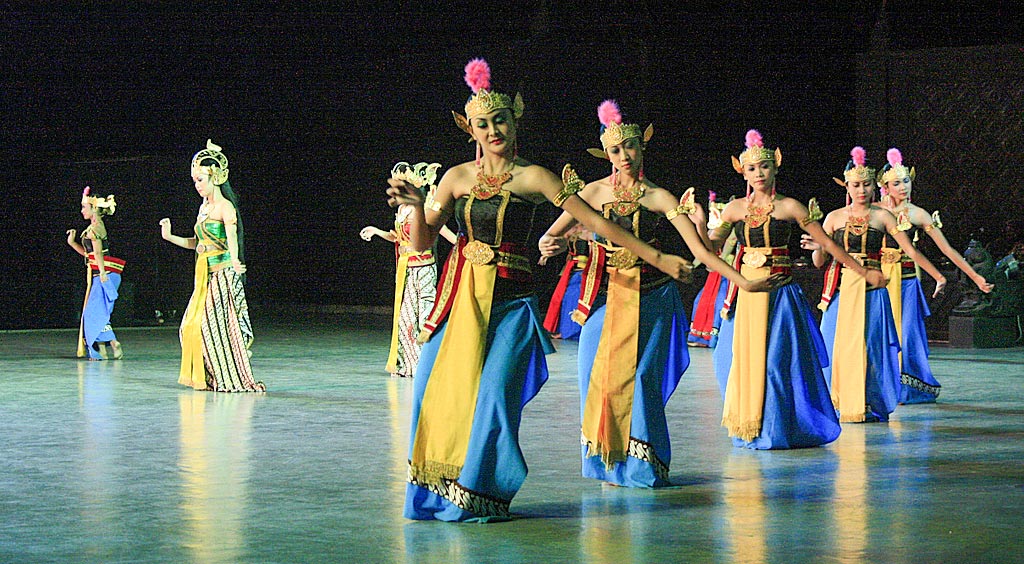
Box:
82;186;91;197
850;146;866;167
597;100;622;127
886;148;903;167
464;58;491;93
745;129;764;149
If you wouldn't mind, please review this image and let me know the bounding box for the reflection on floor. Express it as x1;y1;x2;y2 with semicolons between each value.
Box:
1;314;1022;563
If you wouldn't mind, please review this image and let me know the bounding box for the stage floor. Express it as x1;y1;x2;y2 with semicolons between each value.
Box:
2;313;1022;563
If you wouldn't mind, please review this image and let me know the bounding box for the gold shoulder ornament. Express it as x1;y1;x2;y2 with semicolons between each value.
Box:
555;164;586;207
665;187;696;221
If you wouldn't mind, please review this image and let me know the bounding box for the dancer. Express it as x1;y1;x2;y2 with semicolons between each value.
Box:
361;161;456;377
710;131;883;449
803;147;944;423
877;148;993;403
160;140;265;392
541;224;591;340
66;187;124;360
687;192;736;348
387;61;701;521
538;105;783;484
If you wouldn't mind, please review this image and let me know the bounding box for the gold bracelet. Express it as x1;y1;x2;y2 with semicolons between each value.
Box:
665;204;690;221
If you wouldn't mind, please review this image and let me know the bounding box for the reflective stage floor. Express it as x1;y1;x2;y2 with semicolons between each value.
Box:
2;313;1022;563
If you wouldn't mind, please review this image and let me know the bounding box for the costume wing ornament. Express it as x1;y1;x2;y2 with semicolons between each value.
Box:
807;198;823;222
554;164;586;207
931;210;943;229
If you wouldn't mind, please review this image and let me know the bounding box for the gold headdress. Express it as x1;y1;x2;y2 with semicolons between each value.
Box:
832;146;875;187
586;100;653;160
452;59;524;135
191;139;229;185
81;186;117;216
877;147;916;186
731;129;782;173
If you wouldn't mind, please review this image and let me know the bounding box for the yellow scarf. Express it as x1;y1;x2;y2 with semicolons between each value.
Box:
409;261;496;484
882;261;904;371
581;265;641;469
831;267;868;422
179;250;225;390
385;253;411;373
721;263;770;442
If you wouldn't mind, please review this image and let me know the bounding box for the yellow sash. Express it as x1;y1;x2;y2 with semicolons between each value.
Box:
581;265;640;469
77;268;93;358
385;253;411;373
409;261;496;485
882;261;904;371
831;267;868;422
179;250;225;390
721;263;770;442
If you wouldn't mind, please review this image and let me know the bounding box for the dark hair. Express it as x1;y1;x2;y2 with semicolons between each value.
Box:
200;156;245;264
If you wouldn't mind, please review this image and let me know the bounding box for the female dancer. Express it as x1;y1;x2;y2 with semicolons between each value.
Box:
802;147;944;423
160;140;265;393
386;60;723;521
710;131;883;449
538;105;782;485
361;161;456;377
877;148;993;403
541;224;591;340
687;192;736;348
66;187;124;360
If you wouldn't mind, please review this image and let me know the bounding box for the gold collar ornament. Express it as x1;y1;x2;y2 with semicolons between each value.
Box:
191;139;229;185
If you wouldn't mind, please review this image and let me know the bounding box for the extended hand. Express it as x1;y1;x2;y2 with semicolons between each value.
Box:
932;276;947;298
974;276;994;294
159;218;172;239
864;269;887;289
359;226;375;241
232;259;247;275
655;254;694;281
386;178;424;208
745;273;790;293
66;229;76;244
538;234;567;258
799;234;821;251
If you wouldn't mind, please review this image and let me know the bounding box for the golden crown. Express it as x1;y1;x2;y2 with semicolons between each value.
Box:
190;139;229;185
465;89;524;120
878;163;914;186
83;193;117;216
844;164;876;183
600;122;643;149
731;146;783;173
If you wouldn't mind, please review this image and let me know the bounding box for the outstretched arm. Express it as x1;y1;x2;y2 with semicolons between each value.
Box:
66;229;87;257
884;210;946;297
781;198;886;287
912;207;992;293
160;218;198;250
359;226;398;242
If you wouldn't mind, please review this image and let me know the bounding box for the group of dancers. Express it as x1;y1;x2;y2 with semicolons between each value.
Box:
68;57;993;523
68;140;265;393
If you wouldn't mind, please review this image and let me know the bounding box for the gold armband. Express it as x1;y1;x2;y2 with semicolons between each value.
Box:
554;164;585;207
923;223;936;232
798;215;815;227
924;210;942;232
427;200;443;212
665;186;696;220
665;204;690;221
888;226;900;236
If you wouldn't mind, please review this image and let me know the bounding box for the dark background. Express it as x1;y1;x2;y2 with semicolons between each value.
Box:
2;1;1021;330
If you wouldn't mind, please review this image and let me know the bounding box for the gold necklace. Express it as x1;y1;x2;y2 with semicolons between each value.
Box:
472;161;514;200
611;179;645;216
745;195;775;228
846;206;870;236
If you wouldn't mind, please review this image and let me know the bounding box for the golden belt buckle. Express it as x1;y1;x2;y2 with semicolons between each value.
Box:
881;249;902;264
462;240;496;265
606;248;638;269
742;249;767;268
195;243;207;254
